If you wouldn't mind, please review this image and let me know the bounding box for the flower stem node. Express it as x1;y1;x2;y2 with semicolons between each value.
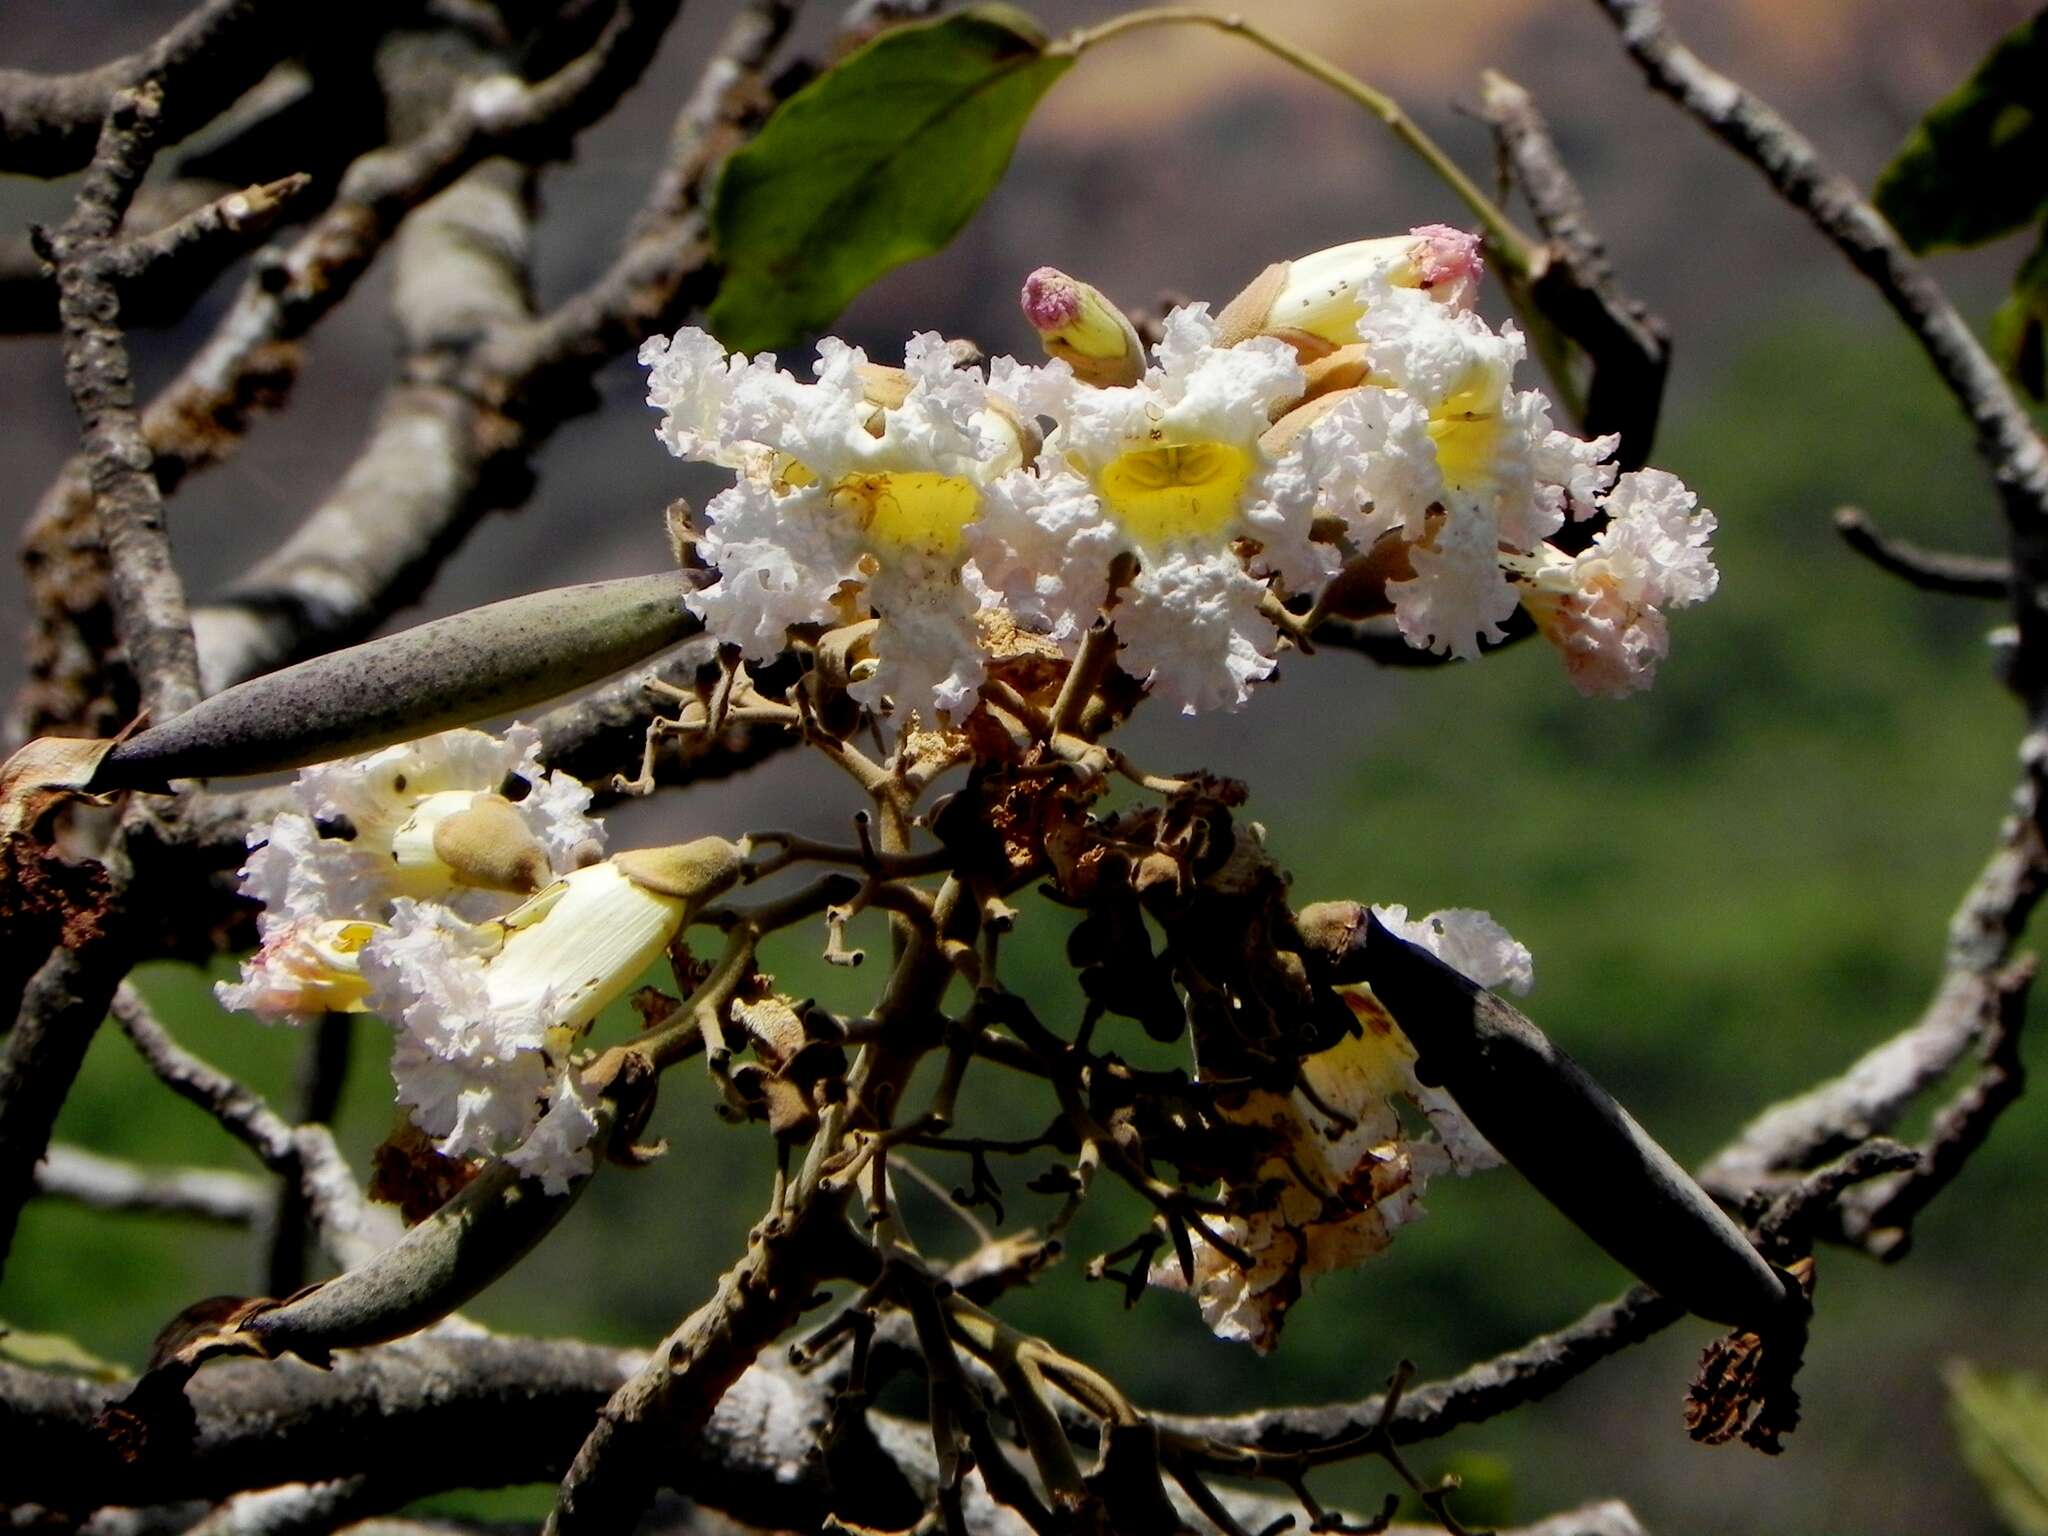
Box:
1020;267;1146;387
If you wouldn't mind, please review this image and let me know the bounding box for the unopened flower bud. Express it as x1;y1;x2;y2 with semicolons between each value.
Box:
1020;266;1144;386
1238;226;1486;350
857;362;912;413
414;792;552;894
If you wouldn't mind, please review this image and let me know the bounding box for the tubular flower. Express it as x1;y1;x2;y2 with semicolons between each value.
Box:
219;727;603;1024
975;305;1372;713
1510;468;1720;697
640;327;1028;724
1157;905;1527;1351
358;855;704;1190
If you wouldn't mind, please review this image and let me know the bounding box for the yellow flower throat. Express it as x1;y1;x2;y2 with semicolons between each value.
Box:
1425;380;1502;491
788;465;979;558
1094;441;1253;548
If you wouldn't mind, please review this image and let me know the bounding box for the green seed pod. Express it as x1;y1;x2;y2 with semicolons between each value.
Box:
96;572;700;788
1351;909;1794;1329
236;1156;596;1365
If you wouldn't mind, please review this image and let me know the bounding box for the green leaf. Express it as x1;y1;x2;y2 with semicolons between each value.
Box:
1991;218;2048;400
0;1320;129;1381
707;5;1072;354
1947;1360;2048;1536
1874;11;2048;251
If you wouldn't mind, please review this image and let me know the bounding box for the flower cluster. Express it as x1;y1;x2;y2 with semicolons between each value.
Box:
1157;905;1533;1351
642;226;1717;721
216;728;706;1192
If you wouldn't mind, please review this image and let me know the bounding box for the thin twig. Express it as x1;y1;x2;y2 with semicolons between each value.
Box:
1478;69;1669;468
1832;506;2012;599
266;1010;358;1295
1590;0;2048;554
39;80;205;721
111;983;397;1270
1834;956;2033;1258
0;0;311;179
31;1142;267;1225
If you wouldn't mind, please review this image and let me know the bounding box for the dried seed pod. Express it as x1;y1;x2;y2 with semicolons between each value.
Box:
96;572;700;788
135;1055;660;1377
1349;909;1794;1328
233;1147;603;1365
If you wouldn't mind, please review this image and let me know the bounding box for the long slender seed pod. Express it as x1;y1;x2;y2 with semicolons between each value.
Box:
1312;905;1793;1328
236;1155;599;1366
136;1061;656;1386
95;572;701;788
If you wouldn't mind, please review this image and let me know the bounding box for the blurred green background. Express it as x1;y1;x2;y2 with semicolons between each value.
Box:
5;2;2046;1532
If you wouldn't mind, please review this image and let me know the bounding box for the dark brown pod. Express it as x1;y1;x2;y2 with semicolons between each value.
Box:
1352;909;1794;1329
96;572;700;788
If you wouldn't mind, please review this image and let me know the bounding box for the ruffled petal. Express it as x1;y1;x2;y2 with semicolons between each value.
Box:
1370;902;1535;996
964;467;1122;648
685;479;863;660
1115;549;1279;714
505;1069;605;1194
1387;512;1520;661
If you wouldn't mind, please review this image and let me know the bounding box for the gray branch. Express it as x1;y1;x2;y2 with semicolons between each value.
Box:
1479;69;1670;469
17;0;687;740
1703;723;2048;1195
0;0;310;179
190;0;795;695
33;1142;268;1225
41;79;205;722
1589;0;2048;556
111;984;400;1271
1832;506;2014;599
188;149;539;691
0;1336;1646;1536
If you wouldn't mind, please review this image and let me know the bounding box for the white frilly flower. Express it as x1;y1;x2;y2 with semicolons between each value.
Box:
974;306;1359;713
1264;232;1721;687
1513;469;1720;698
640;327;1026;723
1370;902;1535;996
359;859;695;1190
636;260;1715;710
1320;289;1619;659
220;727;603;1025
1107;548;1281;716
1157;903;1528;1351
